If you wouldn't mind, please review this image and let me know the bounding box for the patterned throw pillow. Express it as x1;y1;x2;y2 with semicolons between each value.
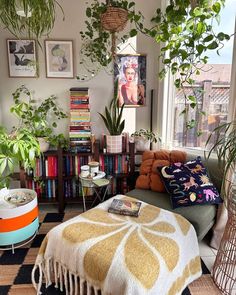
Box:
160;157;222;209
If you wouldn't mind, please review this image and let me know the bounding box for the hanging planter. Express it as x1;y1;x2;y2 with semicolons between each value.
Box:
101;6;128;33
79;0;145;75
0;0;64;40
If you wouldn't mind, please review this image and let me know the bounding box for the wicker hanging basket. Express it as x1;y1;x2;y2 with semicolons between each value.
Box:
101;6;128;33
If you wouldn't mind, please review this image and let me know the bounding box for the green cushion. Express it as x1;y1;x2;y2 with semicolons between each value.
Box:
127;153;222;241
126;188;216;241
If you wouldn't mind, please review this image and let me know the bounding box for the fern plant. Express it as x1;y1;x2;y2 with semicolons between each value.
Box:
98;81;125;135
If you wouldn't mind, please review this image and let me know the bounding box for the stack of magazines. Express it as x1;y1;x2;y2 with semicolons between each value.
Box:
108;199;142;217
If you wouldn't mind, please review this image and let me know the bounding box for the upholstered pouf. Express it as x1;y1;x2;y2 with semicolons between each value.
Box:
0;188;39;252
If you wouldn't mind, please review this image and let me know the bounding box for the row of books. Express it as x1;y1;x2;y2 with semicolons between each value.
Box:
26;179;58;199
26;156;58;178
69;87;92;153
62;177;129;199
63;155;93;176
99;155;130;175
26;177;130;199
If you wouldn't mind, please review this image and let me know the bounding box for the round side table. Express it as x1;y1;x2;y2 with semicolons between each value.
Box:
79;172;112;211
0;188;39;253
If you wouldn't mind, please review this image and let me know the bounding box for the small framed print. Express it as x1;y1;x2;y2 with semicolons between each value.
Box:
7;39;37;78
114;54;147;107
45;40;74;78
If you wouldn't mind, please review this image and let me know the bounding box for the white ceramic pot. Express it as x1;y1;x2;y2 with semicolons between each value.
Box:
37;137;50;153
134;137;150;152
106;135;122;153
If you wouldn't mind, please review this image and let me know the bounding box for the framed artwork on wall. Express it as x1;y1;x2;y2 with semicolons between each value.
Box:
114;54;147;107
45;40;74;78
7;39;37;78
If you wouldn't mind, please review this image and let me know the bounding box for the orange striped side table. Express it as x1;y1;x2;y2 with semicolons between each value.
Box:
0;189;39;253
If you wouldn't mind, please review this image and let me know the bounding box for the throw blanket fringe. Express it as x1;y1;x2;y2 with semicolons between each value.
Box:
32;257;102;295
32;195;202;295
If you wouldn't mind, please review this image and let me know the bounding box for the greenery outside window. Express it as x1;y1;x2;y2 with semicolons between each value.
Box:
160;3;235;150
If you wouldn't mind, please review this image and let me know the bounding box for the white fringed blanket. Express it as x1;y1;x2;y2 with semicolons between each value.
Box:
32;195;202;295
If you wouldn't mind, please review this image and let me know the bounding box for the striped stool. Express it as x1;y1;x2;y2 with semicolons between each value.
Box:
0;189;39;253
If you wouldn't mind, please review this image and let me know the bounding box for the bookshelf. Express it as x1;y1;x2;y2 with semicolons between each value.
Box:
20;141;136;213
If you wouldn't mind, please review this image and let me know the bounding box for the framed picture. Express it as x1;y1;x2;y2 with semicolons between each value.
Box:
45;40;74;78
114;54;147;107
7;39;37;78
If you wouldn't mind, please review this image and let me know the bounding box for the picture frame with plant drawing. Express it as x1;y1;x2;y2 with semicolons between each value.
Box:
7;39;37;78
45;39;74;78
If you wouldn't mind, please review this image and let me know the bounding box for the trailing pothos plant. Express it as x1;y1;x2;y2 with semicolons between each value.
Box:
0;0;64;40
145;0;231;135
79;0;145;76
10;85;69;149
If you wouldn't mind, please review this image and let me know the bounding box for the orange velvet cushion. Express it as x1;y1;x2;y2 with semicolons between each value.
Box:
135;149;187;192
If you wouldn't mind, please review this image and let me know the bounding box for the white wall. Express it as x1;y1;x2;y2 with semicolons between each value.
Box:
0;0;160;138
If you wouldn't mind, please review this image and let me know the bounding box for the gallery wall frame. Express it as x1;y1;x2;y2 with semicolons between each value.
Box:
45;39;74;78
114;54;147;107
7;39;38;78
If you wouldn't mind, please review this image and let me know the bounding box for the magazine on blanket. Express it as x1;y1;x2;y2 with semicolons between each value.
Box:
108;199;142;217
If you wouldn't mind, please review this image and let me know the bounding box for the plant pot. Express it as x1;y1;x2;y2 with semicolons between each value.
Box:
37;137;50;153
101;6;128;33
106;135;122;153
134;137;150;152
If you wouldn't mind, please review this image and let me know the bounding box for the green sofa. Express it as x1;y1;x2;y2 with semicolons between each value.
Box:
126;153;223;241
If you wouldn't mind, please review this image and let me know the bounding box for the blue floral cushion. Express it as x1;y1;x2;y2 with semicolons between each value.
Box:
160;156;222;209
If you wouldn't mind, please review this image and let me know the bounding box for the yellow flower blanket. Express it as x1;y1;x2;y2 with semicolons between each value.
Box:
32;195;202;295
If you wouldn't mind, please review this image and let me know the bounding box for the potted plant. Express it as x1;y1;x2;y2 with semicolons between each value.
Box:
10;85;68;152
0;0;64;40
79;0;145;75
131;129;161;151
98;81;125;153
206;121;236;197
0;126;40;189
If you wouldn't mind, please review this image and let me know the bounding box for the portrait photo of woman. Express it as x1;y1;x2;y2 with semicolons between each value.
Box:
114;54;146;107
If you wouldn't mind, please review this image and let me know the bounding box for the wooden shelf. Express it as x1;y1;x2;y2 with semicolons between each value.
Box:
20;142;136;213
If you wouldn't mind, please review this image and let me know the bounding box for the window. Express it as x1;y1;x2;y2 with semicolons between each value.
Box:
163;3;236;150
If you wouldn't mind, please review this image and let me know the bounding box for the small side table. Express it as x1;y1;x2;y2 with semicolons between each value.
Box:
0;188;39;253
79;173;112;211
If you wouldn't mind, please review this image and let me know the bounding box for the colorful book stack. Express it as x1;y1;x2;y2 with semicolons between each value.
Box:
69;87;92;152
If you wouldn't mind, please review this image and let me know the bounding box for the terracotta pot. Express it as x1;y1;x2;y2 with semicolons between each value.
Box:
106;135;122;153
37;137;50;153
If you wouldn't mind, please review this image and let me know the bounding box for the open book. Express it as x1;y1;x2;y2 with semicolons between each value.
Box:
108;199;142;217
